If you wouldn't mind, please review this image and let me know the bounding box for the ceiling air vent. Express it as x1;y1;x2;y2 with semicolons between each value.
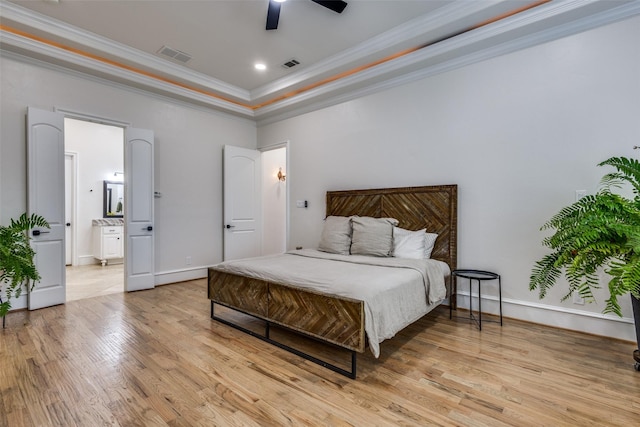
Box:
282;58;300;69
157;45;192;64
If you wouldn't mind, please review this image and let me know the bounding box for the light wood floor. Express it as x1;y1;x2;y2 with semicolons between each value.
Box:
2;279;639;426
66;263;123;302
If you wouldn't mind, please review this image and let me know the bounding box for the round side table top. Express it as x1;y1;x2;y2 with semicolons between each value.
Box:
452;269;499;280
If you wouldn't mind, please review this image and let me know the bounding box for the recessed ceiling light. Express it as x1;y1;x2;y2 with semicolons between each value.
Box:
254;63;267;71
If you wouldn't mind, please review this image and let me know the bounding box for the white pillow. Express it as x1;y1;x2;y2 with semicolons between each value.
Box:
318;216;352;255
393;227;438;259
424;232;438;259
350;216;399;257
393;227;426;259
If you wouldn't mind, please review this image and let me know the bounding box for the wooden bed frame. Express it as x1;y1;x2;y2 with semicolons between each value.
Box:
208;185;457;378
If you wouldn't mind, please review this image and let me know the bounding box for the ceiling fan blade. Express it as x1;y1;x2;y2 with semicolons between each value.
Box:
266;0;281;30
310;0;348;14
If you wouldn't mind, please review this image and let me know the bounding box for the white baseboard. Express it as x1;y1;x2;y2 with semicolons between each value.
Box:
77;255;124;266
456;291;636;343
154;266;208;286
77;255;99;266
5;293;27;311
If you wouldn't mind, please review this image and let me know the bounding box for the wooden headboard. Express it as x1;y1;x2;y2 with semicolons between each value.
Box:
326;185;457;272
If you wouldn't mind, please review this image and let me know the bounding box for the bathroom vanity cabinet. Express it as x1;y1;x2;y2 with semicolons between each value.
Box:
93;222;123;266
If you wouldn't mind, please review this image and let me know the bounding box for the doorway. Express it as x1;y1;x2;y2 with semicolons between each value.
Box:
64;118;124;301
261;145;288;255
223;143;288;261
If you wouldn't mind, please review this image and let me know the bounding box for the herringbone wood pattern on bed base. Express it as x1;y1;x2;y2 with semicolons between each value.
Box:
208;269;365;352
208;269;268;318
269;283;364;352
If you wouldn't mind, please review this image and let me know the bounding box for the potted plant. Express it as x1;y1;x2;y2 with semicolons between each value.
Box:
0;213;49;328
529;156;640;371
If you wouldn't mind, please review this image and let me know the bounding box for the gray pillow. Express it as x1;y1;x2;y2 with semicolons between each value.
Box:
350;216;399;257
318;216;352;255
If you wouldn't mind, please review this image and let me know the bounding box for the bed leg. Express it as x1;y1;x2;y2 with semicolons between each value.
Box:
211;301;214;318
351;351;357;379
449;275;454;319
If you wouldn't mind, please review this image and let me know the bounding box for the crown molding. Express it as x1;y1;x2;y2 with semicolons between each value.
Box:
249;0;507;101
0;49;257;126
0;1;250;101
256;0;640;125
0;29;256;118
0;36;255;120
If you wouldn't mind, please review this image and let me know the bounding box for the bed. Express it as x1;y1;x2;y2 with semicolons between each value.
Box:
208;185;457;378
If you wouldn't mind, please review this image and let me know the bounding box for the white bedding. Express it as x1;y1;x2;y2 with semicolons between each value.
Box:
211;249;449;357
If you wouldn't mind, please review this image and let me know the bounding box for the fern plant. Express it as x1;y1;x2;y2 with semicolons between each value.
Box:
530;157;640;317
0;213;49;319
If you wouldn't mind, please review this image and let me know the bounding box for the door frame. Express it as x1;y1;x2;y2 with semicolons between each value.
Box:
55;108;131;129
64;151;78;266
259;141;290;252
59;108;130;293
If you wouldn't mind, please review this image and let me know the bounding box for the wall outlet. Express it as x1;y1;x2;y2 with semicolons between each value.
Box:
186;256;192;265
573;293;585;305
296;200;305;208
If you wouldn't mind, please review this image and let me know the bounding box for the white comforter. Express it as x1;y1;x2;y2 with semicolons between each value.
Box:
212;249;448;357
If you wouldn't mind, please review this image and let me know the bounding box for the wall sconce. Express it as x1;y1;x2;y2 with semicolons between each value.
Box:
277;168;286;182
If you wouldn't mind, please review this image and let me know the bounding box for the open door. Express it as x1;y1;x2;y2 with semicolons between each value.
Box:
124;128;155;291
27;107;66;310
223;145;262;260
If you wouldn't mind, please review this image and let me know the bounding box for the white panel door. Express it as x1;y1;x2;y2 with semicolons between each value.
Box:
223;145;262;261
27;107;66;310
125;128;155;292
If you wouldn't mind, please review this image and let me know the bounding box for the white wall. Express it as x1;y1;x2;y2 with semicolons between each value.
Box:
65;118;124;264
257;16;640;341
261;147;287;255
1;53;257;308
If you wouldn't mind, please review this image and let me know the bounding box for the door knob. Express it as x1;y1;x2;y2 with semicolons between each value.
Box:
66;223;71;227
226;224;235;229
142;226;153;231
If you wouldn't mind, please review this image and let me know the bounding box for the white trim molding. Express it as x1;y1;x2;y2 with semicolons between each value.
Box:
456;291;636;343
154;266;208;286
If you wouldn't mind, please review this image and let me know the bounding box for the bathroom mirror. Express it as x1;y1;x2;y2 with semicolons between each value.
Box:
103;180;124;218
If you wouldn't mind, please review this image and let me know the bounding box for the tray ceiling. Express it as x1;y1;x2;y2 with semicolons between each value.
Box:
1;0;639;124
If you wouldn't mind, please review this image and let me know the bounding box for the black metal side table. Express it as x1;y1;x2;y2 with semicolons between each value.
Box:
451;269;502;330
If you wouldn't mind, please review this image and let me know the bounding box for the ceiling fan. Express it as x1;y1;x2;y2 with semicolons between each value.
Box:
266;0;348;30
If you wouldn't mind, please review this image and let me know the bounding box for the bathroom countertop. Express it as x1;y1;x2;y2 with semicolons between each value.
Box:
92;218;124;226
